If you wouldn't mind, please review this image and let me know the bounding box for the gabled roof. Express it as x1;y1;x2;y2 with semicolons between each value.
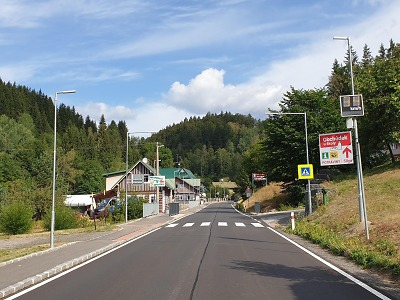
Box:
111;160;155;189
160;168;196;179
102;169;126;177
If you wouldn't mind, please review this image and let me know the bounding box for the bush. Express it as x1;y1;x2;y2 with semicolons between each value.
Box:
0;201;34;235
126;197;146;220
235;201;244;212
110;205;124;223
43;205;79;231
285;183;306;206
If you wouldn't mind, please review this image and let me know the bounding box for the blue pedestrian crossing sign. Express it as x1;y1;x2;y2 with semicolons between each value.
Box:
298;164;314;179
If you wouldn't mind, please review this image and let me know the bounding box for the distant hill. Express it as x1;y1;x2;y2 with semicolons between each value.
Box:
149;112;263;183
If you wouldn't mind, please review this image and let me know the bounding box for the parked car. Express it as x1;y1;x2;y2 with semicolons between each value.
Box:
91;197;121;219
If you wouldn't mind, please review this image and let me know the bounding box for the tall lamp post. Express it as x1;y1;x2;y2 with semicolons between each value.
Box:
51;90;76;249
334;36;369;239
266;112;312;214
125;131;156;223
156;142;164;211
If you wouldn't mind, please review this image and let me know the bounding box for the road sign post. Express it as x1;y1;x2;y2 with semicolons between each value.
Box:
298;164;314;180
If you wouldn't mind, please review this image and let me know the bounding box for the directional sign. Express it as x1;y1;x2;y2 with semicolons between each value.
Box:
319;131;353;166
252;173;267;181
298;164;314;180
149;176;166;187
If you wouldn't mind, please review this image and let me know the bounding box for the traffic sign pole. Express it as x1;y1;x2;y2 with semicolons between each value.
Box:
334;35;369;240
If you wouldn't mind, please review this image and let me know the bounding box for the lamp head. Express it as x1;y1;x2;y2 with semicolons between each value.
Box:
56;90;76;95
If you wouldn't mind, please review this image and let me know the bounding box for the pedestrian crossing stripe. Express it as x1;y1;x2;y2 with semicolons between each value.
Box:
298;164;314;179
200;222;211;226
165;222;265;228
166;223;179;228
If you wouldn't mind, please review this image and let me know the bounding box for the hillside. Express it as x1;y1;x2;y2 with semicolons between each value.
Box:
240;182;288;212
244;163;400;279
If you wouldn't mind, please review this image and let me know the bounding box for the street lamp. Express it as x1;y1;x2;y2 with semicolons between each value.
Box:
266;112;312;214
334;36;369;239
125;131;156;223
156;142;164;212
51;90;76;249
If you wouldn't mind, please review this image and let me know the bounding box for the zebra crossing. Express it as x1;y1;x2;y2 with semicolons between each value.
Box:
165;221;265;228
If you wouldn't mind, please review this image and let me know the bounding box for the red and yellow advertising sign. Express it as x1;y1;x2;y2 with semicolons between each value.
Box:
319;131;353;166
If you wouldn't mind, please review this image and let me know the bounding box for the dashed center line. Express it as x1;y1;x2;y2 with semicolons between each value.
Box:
235;222;245;227
200;222;211;226
183;223;195;227
251;222;264;228
218;222;228;227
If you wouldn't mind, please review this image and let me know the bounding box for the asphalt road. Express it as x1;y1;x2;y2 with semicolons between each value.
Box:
10;203;389;300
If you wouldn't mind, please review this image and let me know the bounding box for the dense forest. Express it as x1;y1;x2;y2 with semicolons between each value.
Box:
0;39;399;219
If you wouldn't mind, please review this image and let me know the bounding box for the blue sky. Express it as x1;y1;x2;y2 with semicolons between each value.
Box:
1;0;399;133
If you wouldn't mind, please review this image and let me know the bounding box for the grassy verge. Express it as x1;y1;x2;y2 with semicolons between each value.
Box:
286;219;400;276
282;163;400;278
234;164;400;279
0;222;118;262
0;245;50;263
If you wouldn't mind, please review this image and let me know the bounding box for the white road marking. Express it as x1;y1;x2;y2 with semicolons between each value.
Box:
166;223;179;228
235;222;245;227
168;222;265;228
268;227;391;300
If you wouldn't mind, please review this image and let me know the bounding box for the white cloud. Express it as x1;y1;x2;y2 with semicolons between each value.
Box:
165;68;283;118
75;102;137;123
0;64;38;83
126;102;191;133
75;101;190;134
0;0;145;29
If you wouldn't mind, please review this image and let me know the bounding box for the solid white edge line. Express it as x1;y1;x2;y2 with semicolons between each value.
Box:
267;227;391;300
231;203;390;300
5;226;163;300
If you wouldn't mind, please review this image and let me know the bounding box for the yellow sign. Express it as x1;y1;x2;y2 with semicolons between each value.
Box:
298;164;314;179
330;151;338;159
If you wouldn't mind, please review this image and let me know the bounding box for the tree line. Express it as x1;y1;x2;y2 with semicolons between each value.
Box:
0;38;398;219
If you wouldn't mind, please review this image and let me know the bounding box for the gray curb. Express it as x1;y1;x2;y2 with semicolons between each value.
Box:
0;205;206;298
0;240;122;298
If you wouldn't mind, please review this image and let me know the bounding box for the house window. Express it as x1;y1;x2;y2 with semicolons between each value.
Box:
143;174;149;183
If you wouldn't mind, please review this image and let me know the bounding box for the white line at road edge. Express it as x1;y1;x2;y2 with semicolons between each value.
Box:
267;227;391;300
5;226;163;300
231;203;390;300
